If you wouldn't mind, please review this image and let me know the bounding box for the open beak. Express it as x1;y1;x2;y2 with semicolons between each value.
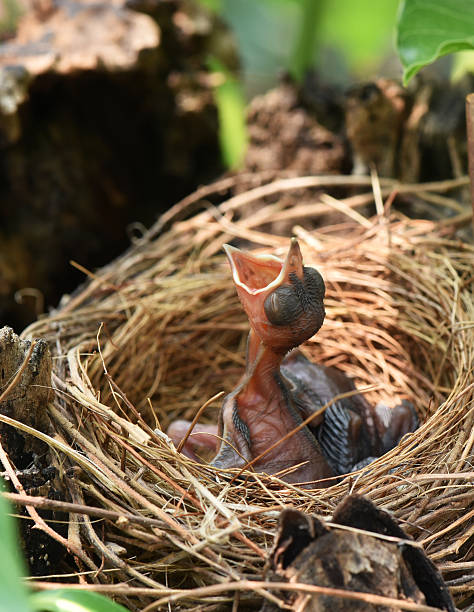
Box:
223;238;306;348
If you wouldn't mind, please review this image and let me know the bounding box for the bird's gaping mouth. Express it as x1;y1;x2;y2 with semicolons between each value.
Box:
223;238;304;295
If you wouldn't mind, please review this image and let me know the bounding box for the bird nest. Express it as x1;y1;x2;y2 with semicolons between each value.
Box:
20;174;474;610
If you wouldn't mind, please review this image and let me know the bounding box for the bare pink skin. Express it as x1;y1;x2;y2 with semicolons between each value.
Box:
213;335;335;485
167;328;336;487
167;421;218;461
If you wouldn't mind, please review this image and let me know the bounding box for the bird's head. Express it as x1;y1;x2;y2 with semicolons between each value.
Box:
224;238;325;353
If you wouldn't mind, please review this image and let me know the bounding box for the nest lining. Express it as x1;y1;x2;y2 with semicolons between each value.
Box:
18;174;474;610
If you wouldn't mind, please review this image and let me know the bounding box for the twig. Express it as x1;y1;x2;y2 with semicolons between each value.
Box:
177;391;224;453
2;491;164;527
0;437;98;573
141;579;446;612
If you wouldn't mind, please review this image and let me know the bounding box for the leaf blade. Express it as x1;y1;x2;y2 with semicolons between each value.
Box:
397;0;474;83
0;485;33;612
30;589;130;612
208;57;248;169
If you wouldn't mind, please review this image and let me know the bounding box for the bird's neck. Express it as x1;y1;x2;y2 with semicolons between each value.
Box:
242;330;285;399
232;331;292;458
228;330;333;484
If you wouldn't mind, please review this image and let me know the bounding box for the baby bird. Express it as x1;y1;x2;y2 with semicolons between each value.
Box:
168;239;417;486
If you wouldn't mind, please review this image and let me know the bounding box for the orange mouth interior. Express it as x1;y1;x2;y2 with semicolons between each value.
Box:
232;254;282;292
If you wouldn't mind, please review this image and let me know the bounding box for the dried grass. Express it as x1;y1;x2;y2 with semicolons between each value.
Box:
13;174;474;610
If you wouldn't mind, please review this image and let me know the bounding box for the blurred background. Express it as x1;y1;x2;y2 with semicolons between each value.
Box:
0;0;472;330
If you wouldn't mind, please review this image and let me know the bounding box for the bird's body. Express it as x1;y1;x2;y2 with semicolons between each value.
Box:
211;333;336;485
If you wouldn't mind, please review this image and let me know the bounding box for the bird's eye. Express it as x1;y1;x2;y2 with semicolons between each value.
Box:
264;285;302;326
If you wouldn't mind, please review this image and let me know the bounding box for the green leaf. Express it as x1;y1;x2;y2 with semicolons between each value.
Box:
208;58;247;169
29;589;130;612
0;486;33;612
397;0;474;84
